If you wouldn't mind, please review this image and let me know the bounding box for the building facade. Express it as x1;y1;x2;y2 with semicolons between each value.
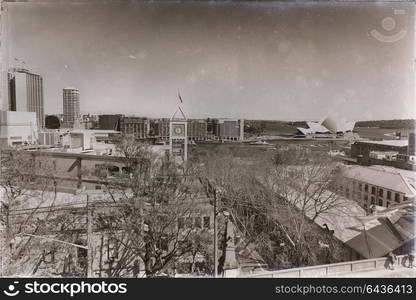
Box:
351;139;415;171
119;116;149;139
0;110;38;147
337;165;416;213
149;118;170;140
212;118;244;141
98;114;122;131
187;119;207;141
62;87;80;128
8;68;44;128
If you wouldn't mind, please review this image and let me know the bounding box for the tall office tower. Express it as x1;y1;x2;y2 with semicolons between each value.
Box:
8;68;45;128
408;131;416;156
62;87;80;128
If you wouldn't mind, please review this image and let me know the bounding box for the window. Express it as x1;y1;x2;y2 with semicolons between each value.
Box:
378;199;383;206
395;193;400;203
203;216;210;229
358;183;362;191
107;237;119;260
365;184;368;192
77;243;88;269
386;202;390;208
371;197;375;205
95;164;106;177
404;197;409;202
185;218;193;228
121;167;132;175
178;218;184;229
95;185;101;190
194;217;201;228
107;165;120;176
371;186;376;195
378;188;383;197
364;195;368;201
387;191;391;200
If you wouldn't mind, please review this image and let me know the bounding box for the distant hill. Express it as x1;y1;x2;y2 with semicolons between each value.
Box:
355;119;415;129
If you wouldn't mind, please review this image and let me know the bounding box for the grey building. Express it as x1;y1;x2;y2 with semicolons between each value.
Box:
98;114;122;130
8;68;45;128
212;118;244;141
119;116;149;139
187;119;207;141
62;87;80;128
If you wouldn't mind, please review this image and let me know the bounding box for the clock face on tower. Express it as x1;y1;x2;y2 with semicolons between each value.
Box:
172;124;185;137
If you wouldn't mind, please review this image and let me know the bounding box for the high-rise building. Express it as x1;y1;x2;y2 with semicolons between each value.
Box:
62;87;80;128
408;131;415;156
8;68;45;128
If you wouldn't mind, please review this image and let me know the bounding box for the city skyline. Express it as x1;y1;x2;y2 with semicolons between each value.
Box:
5;1;415;121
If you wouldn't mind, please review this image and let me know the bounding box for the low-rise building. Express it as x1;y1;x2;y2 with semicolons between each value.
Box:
337;165;416;212
351;140;408;159
149;118;170;140
351;139;415;170
187;119;207;141
0;110;38;147
212;118;244;141
98;114;122;130
119;117;149;139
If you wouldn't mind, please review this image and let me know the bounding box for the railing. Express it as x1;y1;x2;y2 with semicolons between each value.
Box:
244;255;408;278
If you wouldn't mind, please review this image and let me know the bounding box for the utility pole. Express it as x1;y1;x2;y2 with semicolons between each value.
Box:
86;194;93;278
213;189;218;278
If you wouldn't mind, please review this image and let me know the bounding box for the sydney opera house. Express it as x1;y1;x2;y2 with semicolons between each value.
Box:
296;116;356;138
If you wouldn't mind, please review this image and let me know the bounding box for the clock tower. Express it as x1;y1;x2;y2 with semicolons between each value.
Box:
169;106;188;162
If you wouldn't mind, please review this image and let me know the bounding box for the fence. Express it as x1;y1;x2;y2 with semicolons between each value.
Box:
244;255;408;278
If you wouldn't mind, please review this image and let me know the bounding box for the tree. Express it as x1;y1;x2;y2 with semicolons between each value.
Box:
197;146;349;270
0;150;60;276
270;146;346;222
98;135;212;277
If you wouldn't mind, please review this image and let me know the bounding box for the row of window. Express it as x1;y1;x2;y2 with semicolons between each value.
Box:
339;180;407;207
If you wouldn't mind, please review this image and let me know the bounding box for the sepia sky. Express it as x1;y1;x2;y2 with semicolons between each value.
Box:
5;0;415;121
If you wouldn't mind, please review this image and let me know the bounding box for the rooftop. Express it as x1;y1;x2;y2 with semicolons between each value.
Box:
345;203;415;258
342;165;416;196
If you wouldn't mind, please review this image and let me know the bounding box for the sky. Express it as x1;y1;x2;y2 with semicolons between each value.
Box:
4;0;415;121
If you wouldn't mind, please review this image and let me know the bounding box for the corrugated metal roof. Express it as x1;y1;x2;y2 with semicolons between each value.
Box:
345;204;415;258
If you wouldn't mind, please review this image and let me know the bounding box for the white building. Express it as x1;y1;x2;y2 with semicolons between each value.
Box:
297;116;355;138
0;110;38;147
61;130;94;152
